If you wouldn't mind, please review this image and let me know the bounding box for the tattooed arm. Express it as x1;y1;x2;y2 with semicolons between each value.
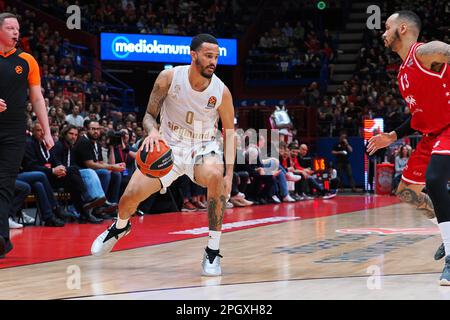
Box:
415;41;450;68
141;69;173;152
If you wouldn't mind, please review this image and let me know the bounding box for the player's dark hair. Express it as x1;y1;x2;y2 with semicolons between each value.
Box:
394;10;422;32
190;34;218;51
0;13;18;26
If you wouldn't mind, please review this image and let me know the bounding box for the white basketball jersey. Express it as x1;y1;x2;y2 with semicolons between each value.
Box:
160;65;225;147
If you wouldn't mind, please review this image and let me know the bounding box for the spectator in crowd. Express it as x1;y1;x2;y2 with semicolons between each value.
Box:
392;144;411;193
100;133;110;163
242;144;281;204
65;105;84;128
50;126;59;143
305;82;321;107
84;110;100;123
107;128;137;196
297;144;311;168
55;107;66;125
327;162;340;192
16;168;65;227
286;142;313;200
23;122;106;223
73;120;124;205
256;138;296;203
134;126;144;140
279;142;304;201
332;133;356;192
36;0;250;38
286;142;330;199
297;143;337;198
258;31;272;48
178;175;208;211
270;141;297;203
190;187;208;211
52;125;111;223
255;134;294;203
231;135;255;207
229;170;254;207
246;11;328;82
48;107;57;119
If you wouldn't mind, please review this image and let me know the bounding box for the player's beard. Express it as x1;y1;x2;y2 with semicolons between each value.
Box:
195;58;214;79
385;29;401;52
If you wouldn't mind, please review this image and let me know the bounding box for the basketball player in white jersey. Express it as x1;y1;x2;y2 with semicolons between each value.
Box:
91;34;235;276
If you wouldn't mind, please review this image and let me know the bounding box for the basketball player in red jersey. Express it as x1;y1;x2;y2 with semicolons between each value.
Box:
367;11;450;285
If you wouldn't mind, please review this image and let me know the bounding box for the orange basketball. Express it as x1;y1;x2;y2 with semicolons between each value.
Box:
136;141;174;178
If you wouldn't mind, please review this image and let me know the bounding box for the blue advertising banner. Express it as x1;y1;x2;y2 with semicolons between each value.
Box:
100;33;237;65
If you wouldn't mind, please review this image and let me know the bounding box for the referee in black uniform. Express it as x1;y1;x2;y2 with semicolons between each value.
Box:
0;13;54;257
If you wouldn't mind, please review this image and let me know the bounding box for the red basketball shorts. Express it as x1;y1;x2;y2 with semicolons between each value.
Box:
402;126;450;185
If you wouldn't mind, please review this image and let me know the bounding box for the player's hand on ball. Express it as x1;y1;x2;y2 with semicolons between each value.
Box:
0;99;7;112
141;128;165;153
367;132;395;156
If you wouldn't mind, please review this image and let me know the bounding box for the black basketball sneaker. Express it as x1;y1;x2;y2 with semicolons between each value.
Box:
435;243;446;260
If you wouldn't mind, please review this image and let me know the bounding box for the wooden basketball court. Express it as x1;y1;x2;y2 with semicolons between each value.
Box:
0;195;448;300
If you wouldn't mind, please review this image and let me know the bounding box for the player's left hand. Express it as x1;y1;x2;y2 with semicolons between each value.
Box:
44;132;55;150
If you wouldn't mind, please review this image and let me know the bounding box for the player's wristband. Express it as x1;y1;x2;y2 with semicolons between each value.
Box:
393;117;413;138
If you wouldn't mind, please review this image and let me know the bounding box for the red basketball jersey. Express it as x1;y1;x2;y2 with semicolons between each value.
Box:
397;42;450;134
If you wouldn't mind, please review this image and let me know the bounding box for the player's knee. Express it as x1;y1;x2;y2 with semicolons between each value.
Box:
208;169;223;181
121;183;140;203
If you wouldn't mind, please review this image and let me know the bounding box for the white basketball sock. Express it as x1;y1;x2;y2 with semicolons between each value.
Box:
208;230;221;250
438;221;450;257
116;216;129;229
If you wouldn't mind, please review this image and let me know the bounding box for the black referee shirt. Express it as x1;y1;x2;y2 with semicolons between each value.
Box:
0;48;40;128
